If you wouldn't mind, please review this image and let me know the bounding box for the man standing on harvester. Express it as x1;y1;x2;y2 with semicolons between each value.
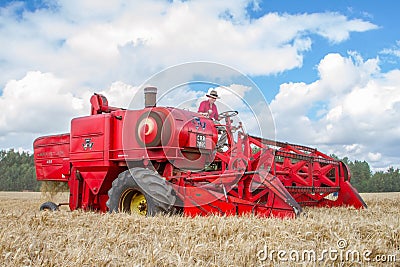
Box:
198;90;220;121
198;90;227;149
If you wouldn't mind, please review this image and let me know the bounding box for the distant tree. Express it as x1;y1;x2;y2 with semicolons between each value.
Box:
339;157;400;192
0;149;41;191
329;154;339;160
347;160;371;192
369;167;400;192
1;148;399;193
341;156;350;165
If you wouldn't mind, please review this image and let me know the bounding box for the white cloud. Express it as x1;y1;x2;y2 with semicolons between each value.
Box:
270;52;400;170
380;40;400;62
0;0;383;165
0;71;140;149
97;81;140;109
368;152;382;162
381;48;400;58
0;71;82;135
0;0;378;89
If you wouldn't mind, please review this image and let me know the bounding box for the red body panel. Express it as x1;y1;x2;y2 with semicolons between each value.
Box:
34;134;70;181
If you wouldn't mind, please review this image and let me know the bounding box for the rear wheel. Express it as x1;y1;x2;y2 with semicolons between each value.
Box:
39;201;59;211
106;168;176;216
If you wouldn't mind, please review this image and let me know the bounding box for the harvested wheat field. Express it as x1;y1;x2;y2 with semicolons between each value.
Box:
0;192;399;266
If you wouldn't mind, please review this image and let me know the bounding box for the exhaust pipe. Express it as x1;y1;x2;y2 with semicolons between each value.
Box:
144;86;157;108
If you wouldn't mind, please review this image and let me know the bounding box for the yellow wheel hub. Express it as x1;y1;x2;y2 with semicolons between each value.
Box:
129;192;147;216
120;189;148;216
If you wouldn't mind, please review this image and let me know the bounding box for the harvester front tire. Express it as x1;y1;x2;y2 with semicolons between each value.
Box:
106;168;176;216
39;201;59;211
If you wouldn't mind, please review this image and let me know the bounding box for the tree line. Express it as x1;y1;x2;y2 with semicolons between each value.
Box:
0;149;399;192
341;157;400;192
0;149;41;191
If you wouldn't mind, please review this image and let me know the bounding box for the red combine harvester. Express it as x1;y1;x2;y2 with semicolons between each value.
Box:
34;87;366;218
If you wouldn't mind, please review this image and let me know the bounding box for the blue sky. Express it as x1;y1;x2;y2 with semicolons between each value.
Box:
252;0;400;99
0;0;399;171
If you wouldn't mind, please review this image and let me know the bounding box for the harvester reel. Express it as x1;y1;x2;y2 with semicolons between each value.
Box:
219;110;238;119
106;168;176;216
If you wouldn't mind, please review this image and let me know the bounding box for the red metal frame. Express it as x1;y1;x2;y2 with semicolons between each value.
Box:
33;94;366;218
